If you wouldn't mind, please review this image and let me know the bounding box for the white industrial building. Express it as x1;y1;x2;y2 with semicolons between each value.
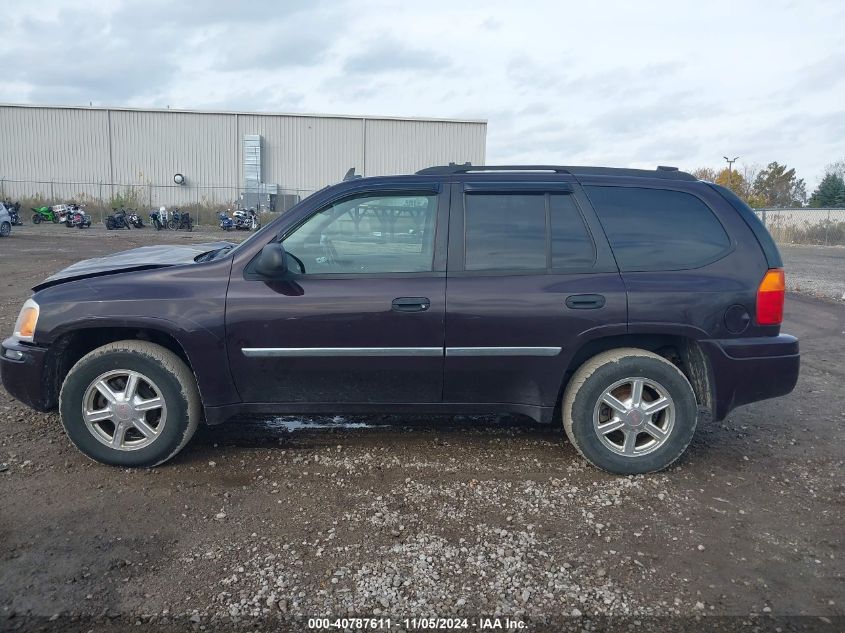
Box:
0;103;487;210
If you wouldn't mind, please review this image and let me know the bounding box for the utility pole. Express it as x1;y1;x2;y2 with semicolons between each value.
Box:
724;155;739;190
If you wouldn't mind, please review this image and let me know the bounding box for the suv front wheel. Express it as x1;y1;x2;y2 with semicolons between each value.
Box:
59;340;201;467
562;348;698;475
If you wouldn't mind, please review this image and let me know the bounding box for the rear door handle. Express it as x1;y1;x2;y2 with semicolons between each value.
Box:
565;294;606;310
392;297;430;312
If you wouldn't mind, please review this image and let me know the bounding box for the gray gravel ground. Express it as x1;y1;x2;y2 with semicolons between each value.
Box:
0;224;843;633
780;244;845;301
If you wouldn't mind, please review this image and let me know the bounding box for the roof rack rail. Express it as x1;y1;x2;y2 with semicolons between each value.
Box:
416;163;569;175
415;163;697;181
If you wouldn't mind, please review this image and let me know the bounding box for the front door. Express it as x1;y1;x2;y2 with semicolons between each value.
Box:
225;186;448;403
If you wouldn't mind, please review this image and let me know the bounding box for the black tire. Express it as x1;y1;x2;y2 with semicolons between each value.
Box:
33;214;42;224
51;215;59;223
59;341;201;467
167;219;178;230
105;217;115;230
0;221;10;237
562;348;698;475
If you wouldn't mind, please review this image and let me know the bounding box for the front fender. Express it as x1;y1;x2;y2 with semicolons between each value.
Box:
30;261;239;407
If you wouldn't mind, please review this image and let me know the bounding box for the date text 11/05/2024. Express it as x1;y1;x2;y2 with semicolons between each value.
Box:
307;617;527;630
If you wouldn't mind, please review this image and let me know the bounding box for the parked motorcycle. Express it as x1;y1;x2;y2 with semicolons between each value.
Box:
54;204;73;224
233;207;260;231
218;211;234;231
167;209;193;231
149;207;167;230
127;209;144;228
105;208;131;230
66;207;92;229
4;201;23;226
31;206;58;224
63;204;85;227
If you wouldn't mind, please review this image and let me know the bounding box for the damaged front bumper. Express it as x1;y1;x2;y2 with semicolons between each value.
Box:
0;337;54;411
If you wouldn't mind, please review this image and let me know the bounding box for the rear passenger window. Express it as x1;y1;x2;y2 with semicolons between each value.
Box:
464;193;596;272
585;186;731;271
464;194;546;270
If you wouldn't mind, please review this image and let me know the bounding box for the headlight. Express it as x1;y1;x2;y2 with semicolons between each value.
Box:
13;299;39;342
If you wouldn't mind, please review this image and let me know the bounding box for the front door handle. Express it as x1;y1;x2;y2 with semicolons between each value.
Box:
392;297;430;312
565;294;606;310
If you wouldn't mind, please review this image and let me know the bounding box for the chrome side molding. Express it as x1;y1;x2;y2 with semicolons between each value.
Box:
241;347;442;358
446;347;561;357
242;346;561;358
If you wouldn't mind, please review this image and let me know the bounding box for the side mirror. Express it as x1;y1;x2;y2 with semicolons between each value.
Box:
253;242;288;278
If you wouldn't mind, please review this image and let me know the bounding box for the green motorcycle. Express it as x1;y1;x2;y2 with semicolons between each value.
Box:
31;206;58;224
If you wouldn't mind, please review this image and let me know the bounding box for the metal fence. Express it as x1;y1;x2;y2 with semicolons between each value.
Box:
0;178;316;226
755;208;845;246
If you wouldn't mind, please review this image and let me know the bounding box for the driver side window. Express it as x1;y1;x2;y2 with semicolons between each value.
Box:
283;193;437;274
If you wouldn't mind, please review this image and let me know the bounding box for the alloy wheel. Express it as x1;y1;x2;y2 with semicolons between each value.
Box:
592;377;675;457
81;370;168;451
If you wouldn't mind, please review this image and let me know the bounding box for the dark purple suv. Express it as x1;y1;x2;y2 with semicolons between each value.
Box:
1;165;800;474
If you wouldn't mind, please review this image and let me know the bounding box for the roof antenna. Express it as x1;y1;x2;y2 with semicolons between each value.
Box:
343;167;362;181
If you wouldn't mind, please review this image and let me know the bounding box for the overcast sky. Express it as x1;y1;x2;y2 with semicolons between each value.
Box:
2;0;843;188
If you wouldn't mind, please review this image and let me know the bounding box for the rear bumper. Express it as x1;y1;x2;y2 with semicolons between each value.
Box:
0;337;54;411
699;334;800;421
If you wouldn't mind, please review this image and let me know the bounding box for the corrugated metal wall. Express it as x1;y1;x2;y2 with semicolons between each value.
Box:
236;114;366;193
0;104;486;206
364;119;487;176
109;109;239;195
0;105;112;202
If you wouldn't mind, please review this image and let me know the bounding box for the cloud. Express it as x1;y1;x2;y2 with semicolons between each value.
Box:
214;18;341;71
343;39;450;74
0;8;178;103
0;0;841;188
595;91;723;136
784;52;845;95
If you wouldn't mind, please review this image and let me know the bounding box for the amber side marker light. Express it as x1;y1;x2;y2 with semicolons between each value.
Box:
756;268;785;326
13;299;40;342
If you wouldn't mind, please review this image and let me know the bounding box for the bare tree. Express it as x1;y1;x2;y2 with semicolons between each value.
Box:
689;166;717;182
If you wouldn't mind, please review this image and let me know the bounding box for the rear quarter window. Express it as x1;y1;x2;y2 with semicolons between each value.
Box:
585;186;731;272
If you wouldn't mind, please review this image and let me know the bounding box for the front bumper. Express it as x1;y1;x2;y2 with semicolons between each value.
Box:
699;333;800;421
0;337;54;411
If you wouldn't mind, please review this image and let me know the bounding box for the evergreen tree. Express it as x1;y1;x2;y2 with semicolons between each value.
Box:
752;162;807;207
835;186;845;208
809;173;845;208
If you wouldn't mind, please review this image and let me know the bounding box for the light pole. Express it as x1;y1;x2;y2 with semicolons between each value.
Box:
724;156;739;190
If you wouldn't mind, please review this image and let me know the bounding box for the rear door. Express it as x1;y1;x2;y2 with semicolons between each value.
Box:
443;178;627;409
225;183;449;404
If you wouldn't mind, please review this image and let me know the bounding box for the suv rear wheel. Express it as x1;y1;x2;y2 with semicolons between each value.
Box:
562;348;697;474
59;340;201;467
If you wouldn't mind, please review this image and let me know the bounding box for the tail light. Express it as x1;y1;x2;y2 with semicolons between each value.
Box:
756;268;785;325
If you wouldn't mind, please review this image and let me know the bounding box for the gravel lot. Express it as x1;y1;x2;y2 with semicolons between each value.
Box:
780;244;845;302
0;224;843;632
